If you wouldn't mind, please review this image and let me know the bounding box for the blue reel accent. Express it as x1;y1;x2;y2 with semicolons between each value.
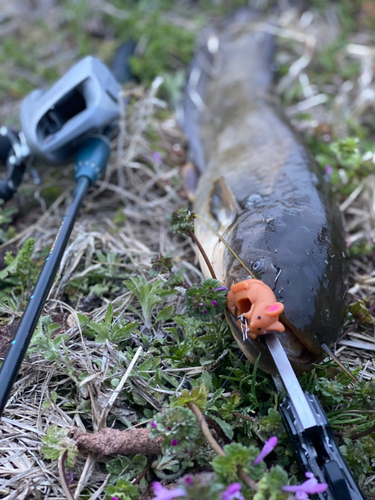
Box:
74;136;110;186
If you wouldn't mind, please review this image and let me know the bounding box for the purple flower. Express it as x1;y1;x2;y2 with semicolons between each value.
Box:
214;286;228;292
171;439;178;446
221;483;245;500
253;436;278;465
151;421;157;428
283;472;328;499
152;482;185;500
325;164;333;177
199;302;204;307
69;470;74;485
212;300;218;306
153;151;162;163
204;310;208;314
112;497;119;500
185;476;193;485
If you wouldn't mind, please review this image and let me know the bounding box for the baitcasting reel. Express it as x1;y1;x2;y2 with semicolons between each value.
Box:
0;56;121;202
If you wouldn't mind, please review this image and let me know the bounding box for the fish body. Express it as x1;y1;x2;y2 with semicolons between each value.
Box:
183;10;347;374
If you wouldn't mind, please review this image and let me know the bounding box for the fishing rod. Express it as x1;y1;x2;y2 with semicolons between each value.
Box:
0;56;121;416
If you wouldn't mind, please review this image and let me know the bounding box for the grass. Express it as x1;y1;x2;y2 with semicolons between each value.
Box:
0;1;375;499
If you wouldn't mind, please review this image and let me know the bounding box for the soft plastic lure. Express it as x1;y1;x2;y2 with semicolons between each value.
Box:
227;279;284;340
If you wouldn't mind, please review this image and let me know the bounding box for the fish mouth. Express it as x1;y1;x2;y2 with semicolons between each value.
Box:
226;310;318;375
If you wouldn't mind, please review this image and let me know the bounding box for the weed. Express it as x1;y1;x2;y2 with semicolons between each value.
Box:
81;303;139;344
28;315;78;383
124;275;177;328
0;238;39;308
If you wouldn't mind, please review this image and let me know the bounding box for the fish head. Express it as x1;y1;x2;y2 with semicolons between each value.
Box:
221;203;346;375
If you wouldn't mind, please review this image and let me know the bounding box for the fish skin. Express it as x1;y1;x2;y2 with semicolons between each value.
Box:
183;10;347;374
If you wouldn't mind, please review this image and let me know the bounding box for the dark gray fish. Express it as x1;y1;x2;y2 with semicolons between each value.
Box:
182;10;347;374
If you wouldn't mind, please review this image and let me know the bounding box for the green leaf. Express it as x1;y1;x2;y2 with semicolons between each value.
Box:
149;406;200;454
77;313;89;324
41;425;78;469
200;371;212;392
104;478;139;500
105;302;114;326
170;207;194;234
110;321;138;343
173;385;209;411
106;455;147;485
155;305;174;323
209;414;234;439
124;275;177;327
213;443;264;483
254;466;289;500
185;279;227;321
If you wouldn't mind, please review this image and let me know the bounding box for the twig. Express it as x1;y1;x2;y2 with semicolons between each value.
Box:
74;454;93;499
187;402;224;456
237;467;258;492
187;228;217;280
350;422;375;440
58;450;74;500
187;403;258;491
132;455;153;485
232;412;259;423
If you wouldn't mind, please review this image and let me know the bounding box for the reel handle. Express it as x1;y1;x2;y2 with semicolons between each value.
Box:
0;128;30;202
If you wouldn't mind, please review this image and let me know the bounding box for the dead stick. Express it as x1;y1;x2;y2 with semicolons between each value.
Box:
232;412;259;423
187;402;224;456
237;467;258;491
58;450;75;500
132;455;153;485
350;422;375;440
75;428;163;456
187;229;217;280
187;403;258;491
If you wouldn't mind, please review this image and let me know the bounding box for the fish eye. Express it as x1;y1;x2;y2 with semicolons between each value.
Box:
252;260;264;271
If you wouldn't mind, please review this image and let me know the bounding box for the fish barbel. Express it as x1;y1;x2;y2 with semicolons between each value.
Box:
183;10;347;374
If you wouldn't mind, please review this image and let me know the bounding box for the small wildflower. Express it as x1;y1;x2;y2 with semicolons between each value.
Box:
152;482;185;500
325;164;333;176
253;436;278;465
221;483;245;500
167;426;172;431
282;472;328;499
151;421;157;428
185;278;228;320
153;151;162;163
111;497;119;500
150;254;173;276
171;208;195;234
185;476;193;485
171;439;178;446
214;285;228;292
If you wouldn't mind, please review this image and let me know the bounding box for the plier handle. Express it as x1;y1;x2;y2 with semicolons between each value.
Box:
265;333;365;500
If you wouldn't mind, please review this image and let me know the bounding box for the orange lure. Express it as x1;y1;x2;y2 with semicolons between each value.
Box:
227;279;284;340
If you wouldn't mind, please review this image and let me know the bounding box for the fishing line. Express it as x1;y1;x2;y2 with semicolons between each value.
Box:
193;213;256;279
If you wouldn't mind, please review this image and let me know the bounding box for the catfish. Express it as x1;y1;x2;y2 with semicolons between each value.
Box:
182;10;347;374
